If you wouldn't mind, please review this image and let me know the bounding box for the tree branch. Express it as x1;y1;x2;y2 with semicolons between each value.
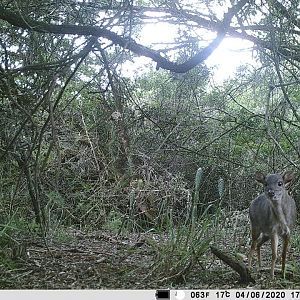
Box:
0;0;249;73
6;37;97;74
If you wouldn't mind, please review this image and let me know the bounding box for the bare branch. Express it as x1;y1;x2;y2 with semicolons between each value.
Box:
0;0;249;73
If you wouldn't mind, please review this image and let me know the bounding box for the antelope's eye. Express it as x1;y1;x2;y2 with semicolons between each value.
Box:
278;181;283;186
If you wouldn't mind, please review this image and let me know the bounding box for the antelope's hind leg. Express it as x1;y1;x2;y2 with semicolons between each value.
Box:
256;234;270;269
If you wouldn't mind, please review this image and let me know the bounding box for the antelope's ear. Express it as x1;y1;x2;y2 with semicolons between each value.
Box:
282;171;294;184
255;172;266;184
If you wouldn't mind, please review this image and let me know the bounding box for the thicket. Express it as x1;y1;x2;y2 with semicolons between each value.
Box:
0;0;299;268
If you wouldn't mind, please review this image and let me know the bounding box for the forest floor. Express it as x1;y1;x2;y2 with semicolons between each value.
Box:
1;216;300;289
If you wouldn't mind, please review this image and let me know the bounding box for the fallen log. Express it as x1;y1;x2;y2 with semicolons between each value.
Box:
210;245;255;284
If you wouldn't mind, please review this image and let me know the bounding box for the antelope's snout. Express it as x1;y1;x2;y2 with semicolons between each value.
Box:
266;188;283;202
267;190;275;198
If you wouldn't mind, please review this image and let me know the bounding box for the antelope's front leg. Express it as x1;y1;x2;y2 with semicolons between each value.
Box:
271;234;279;279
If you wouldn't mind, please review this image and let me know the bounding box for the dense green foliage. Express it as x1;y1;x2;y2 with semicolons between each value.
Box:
0;0;299;230
0;1;300;286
